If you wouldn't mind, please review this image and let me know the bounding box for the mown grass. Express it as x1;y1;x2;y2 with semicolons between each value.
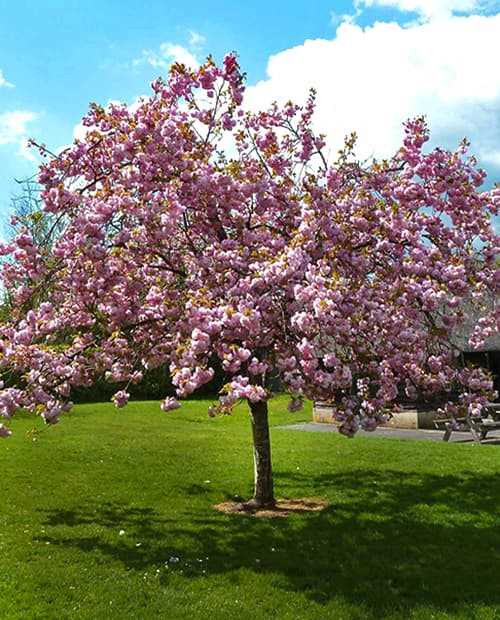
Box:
1;396;499;619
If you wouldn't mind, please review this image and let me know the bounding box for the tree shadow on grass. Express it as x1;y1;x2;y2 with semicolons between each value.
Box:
38;469;500;616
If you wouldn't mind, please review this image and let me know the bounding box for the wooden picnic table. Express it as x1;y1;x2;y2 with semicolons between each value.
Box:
434;403;500;443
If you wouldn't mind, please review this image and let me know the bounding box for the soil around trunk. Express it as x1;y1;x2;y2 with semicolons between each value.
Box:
214;497;329;518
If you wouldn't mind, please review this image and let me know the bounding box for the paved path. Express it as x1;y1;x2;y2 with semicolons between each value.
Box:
278;422;500;444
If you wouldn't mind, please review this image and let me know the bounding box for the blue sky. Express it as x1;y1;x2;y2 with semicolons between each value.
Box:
1;0;499;224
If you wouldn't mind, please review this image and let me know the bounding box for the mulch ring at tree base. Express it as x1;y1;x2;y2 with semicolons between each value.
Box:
214;497;329;518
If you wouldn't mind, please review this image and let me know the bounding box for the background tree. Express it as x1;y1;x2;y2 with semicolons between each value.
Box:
1;177;65;316
0;55;498;508
8;177;64;250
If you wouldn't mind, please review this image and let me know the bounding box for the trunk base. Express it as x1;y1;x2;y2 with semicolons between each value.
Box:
242;497;276;511
214;497;329;518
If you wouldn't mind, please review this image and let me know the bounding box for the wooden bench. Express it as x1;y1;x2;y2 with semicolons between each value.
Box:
434;404;500;443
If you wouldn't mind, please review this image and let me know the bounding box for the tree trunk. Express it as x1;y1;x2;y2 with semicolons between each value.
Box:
248;399;275;508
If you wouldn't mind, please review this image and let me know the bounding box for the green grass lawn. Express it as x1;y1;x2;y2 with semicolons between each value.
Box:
1;397;500;620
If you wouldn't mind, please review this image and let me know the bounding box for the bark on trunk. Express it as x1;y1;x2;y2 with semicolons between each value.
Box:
248;399;275;508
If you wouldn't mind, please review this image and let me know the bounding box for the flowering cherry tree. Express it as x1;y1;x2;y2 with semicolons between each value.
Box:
0;55;498;507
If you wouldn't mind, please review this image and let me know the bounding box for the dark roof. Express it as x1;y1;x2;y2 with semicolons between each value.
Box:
459;332;500;353
450;295;499;352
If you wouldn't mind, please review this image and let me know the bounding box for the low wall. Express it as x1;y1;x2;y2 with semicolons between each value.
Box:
312;402;436;430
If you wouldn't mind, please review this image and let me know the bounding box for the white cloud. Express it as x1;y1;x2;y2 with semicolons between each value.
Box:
0;111;37;162
0;110;36;146
245;13;500;173
72;121;86;142
0;69;14;89
159;43;198;69
134;43;199;71
355;0;486;21
188;30;206;47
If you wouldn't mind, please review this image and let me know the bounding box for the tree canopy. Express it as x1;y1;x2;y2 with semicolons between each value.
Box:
0;54;498;503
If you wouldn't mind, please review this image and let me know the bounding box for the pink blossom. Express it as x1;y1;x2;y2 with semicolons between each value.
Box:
112;391;130;408
160;397;181;412
0;424;12;438
288;398;304;413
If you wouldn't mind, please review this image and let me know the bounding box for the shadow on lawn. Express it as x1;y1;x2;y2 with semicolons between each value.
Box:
38;469;500;616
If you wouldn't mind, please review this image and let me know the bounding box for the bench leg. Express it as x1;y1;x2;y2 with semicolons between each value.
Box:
480;429;488;441
443;423;452;442
468;424;482;445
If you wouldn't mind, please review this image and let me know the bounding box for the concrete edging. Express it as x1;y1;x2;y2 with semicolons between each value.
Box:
313;403;436;430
